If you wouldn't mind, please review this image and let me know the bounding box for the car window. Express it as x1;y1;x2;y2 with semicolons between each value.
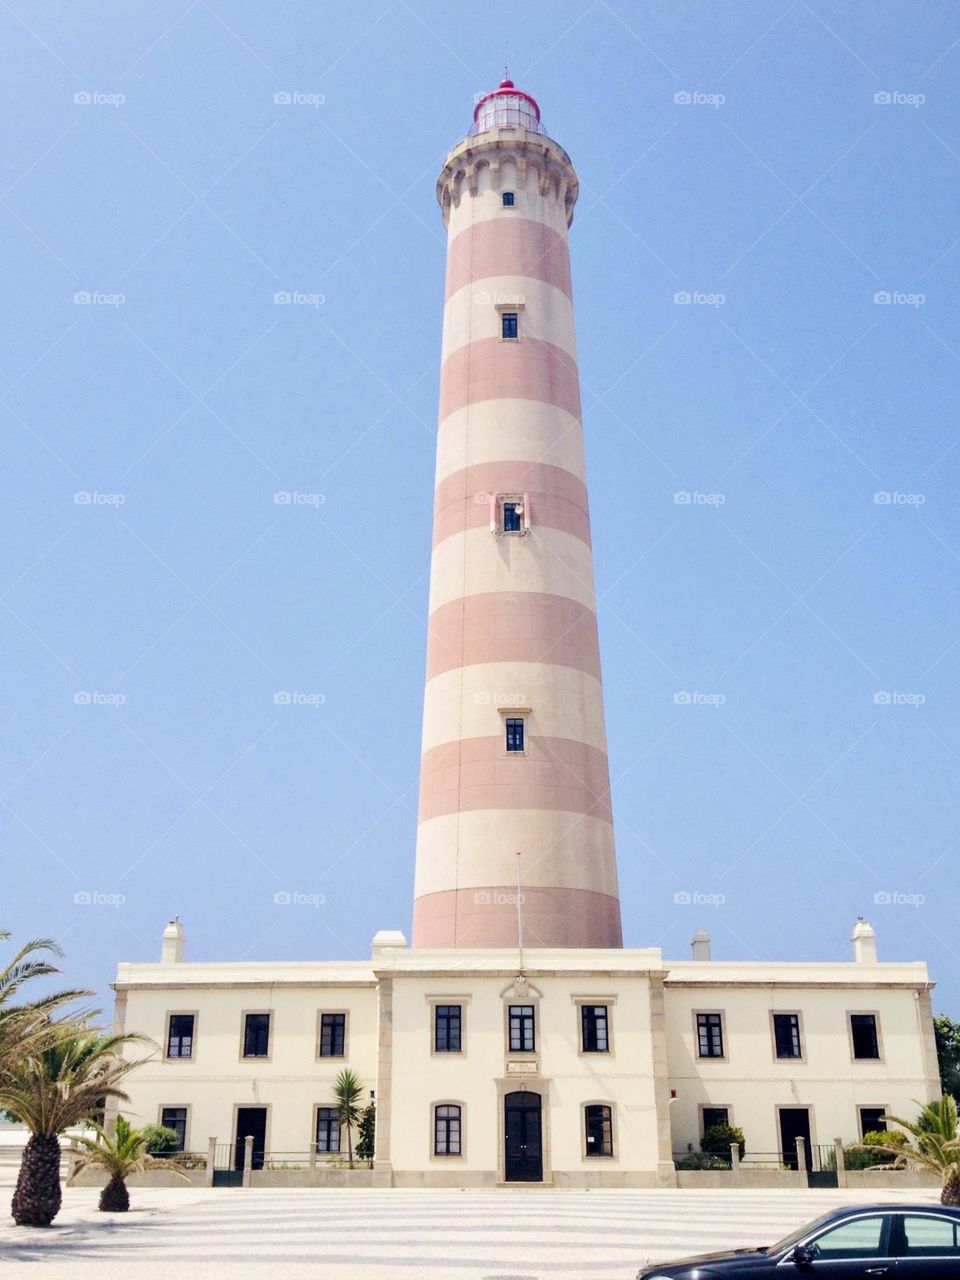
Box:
900;1214;960;1256
810;1216;886;1259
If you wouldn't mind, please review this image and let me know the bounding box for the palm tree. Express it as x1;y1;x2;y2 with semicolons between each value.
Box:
877;1096;960;1205
72;1115;187;1211
0;931;90;1071
0;1023;146;1226
333;1069;364;1169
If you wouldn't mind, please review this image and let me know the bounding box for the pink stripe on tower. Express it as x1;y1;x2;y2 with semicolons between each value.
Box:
412;78;623;948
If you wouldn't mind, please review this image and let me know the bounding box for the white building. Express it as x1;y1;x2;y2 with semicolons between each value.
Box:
111;78;941;1187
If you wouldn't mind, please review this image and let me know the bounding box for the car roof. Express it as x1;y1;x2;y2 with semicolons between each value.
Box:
821;1205;960;1222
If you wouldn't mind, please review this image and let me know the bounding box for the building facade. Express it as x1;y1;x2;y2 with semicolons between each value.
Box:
110;80;941;1186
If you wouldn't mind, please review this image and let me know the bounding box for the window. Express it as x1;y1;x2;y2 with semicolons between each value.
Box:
773;1013;802;1059
319;1012;346;1058
509;1004;535;1052
696;1012;724;1058
581;1005;609;1053
243;1012;270;1058
501;311;518;340
850;1013;880;1060
701;1107;729;1134
810;1216;885;1259
501;191;515;207
434;1104;462;1156
502;501;522;533
859;1107;887;1137
160;1107;187;1152
434;1004;462;1053
584;1104;613;1157
899;1214;960;1256
505;717;525;752
315;1106;341;1154
166;1013;195;1059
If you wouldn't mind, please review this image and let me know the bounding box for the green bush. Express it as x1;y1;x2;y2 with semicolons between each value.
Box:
701;1123;745;1161
834;1130;908;1170
140;1124;180;1156
677;1150;730;1171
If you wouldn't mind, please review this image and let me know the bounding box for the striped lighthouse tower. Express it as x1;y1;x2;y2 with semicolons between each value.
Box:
412;79;622;949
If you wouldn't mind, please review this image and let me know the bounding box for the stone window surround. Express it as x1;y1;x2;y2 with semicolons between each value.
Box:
581;1099;617;1160
769;1009;806;1063
157;1102;191;1153
570;995;617;1057
431;1099;466;1160
693;1008;727;1061
425;994;471;1056
316;1008;349;1060
239;1009;273;1062
847;1009;885;1063
163;1009;198;1062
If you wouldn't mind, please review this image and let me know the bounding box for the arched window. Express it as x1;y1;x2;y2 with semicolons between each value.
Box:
434;1103;462;1156
584;1104;613;1157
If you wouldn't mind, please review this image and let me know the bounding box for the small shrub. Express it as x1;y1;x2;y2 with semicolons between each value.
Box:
701;1123;745;1161
678;1151;730;1171
140;1124;180;1156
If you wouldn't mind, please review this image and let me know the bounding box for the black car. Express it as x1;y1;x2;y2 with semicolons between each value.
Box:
637;1203;960;1277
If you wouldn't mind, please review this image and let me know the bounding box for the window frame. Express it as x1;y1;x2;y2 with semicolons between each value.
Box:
501;191;515;207
858;1105;889;1138
848;1011;883;1062
507;1003;536;1054
433;1003;463;1054
240;1010;272;1061
432;1101;464;1158
694;1009;726;1060
894;1212;960;1257
500;310;519;341
158;1104;189;1153
770;1010;804;1061
583;1102;615;1158
505;716;525;753
314;1104;342;1155
699;1104;733;1138
317;1010;348;1060
164;1010;197;1061
804;1213;891;1260
580;1004;611;1054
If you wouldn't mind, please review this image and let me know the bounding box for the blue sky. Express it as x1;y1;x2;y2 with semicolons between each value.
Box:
3;1;960;1011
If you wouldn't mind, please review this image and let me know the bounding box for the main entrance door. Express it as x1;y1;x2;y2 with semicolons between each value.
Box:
234;1106;267;1172
504;1091;543;1182
779;1107;812;1172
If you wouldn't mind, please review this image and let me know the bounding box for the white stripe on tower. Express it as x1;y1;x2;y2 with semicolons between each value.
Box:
412;79;622;948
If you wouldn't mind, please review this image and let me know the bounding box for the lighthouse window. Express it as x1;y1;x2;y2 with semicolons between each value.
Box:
509;1004;536;1052
502;191;515;207
501;311;519;340
502;501;522;533
505;717;525;753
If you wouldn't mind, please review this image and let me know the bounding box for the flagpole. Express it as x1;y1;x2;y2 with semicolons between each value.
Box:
516;850;524;970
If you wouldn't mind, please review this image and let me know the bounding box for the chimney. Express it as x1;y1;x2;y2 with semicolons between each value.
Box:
161;918;185;964
851;918;877;964
372;929;407;963
691;928;712;961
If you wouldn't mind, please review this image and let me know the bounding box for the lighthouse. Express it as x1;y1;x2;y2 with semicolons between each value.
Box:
412;79;623;949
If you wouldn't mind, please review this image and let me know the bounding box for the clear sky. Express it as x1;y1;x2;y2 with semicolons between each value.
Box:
3;1;959;1011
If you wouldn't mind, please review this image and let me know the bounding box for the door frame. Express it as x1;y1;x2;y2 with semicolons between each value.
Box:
496;1079;550;1183
232;1103;270;1171
503;1089;544;1183
775;1104;814;1171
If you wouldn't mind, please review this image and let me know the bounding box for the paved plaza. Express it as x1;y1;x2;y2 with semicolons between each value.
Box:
0;1180;940;1278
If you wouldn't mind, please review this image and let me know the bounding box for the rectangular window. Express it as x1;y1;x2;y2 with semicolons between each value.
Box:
701;1107;729;1134
900;1215;960;1255
501;191;515;207
505;717;525;752
166;1013;195;1059
319;1012;346;1058
696;1012;724;1058
773;1013;802;1059
315;1106;341;1154
584;1104;613;1157
243;1012;270;1058
160;1107;187;1152
434;1104;461;1156
502;500;522;533
851;1013;880;1059
581;1005;609;1053
859;1107;887;1137
501;311;518;339
434;1004;462;1053
509;1004;535;1052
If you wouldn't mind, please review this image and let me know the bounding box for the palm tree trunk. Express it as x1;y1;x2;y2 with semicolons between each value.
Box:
942;1171;960;1205
347;1123;354;1170
99;1173;129;1212
11;1133;62;1227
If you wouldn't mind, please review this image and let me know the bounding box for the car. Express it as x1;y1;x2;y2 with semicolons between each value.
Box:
637;1203;960;1277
